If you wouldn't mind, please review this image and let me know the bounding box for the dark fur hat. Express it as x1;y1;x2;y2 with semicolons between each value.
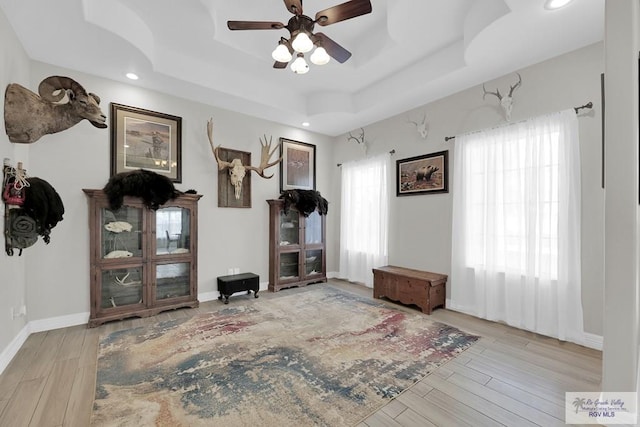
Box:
279;189;328;217
103;169;181;210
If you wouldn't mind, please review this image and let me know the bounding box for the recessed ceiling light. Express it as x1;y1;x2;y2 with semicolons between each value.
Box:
544;0;573;10
302;122;310;127
126;72;139;80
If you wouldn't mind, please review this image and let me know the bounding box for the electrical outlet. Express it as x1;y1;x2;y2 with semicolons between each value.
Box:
18;305;26;317
233;267;240;275
227;268;234;275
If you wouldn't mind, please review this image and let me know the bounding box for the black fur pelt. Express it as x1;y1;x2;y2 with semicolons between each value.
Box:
279;189;328;217
103;169;184;210
22;177;65;244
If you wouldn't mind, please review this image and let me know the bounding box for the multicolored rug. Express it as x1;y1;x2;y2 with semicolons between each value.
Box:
91;286;478;426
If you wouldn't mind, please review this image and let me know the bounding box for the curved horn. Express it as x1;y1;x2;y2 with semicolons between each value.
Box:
38;76;87;102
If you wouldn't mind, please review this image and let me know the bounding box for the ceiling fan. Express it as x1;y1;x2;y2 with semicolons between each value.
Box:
227;0;372;74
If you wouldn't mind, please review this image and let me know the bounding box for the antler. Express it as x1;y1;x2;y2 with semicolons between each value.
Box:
245;135;282;178
206;118;233;170
347;128;365;144
482;84;502;101
508;73;522;97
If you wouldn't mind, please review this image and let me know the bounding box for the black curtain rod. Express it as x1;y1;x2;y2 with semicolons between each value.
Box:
337;149;395;167
445;102;593;142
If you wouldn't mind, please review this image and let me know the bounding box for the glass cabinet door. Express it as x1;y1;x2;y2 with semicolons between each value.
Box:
100;267;144;309
279;209;299;246
155;262;191;300
280;252;300;280
305;249;323;276
101;206;143;259
156;207;191;255
305;210;323;244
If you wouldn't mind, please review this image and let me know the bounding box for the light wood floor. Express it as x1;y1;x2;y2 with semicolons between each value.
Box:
0;280;603;427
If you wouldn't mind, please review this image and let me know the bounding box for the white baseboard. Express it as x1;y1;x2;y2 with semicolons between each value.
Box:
0;325;30;375
583;332;603;350
29;312;90;333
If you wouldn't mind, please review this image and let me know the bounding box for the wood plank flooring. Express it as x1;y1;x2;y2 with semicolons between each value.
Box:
0;280;603;427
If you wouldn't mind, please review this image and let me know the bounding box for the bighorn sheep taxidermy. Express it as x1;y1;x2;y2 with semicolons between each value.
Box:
4;76;107;143
408;113;429;139
482;73;522;121
206;118;282;200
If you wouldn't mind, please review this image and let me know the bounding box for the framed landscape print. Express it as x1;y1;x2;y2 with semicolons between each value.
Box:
280;138;316;192
110;103;182;182
396;150;448;196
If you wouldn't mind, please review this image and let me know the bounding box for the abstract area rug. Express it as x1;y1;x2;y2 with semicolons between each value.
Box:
91;286;478;426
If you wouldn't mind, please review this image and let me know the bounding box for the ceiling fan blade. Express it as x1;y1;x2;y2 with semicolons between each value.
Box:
314;33;351;63
273;61;289;69
227;21;285;30
314;0;372;26
283;0;303;15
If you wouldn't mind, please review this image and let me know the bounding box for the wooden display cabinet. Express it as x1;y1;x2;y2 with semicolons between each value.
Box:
267;199;327;292
84;189;202;327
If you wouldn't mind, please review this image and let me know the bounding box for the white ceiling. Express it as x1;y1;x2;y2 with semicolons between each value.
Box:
0;0;604;136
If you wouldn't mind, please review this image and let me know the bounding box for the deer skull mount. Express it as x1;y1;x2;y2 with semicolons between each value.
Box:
206;118;282;200
408;113;429;139
482;73;522;121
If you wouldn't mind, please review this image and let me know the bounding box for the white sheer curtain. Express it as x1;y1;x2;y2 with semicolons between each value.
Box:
339;153;390;287
450;110;584;343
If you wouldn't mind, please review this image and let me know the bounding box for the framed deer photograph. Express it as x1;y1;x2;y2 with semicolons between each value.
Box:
396;150;448;196
280;138;316;192
110;103;182;182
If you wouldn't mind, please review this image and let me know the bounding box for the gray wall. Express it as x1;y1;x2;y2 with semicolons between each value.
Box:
0;7;31;367
333;42;605;337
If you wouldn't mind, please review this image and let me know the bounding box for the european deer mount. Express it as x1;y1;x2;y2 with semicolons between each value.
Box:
206;118;282;200
347;128;365;145
483;73;522;121
407;112;429;139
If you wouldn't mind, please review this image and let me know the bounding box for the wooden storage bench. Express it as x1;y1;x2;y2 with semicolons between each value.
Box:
217;273;259;304
372;265;447;314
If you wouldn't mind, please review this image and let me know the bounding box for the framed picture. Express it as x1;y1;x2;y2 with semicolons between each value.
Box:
110;103;182;183
396;150;448;196
280;138;316;192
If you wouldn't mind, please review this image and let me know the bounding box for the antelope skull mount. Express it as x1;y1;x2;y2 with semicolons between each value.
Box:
483;73;522;121
206;118;282;200
408;113;429;139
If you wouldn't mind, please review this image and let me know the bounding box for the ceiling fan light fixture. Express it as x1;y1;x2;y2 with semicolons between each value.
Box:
292;32;314;53
544;0;573;10
310;46;330;65
272;44;293;63
290;54;309;74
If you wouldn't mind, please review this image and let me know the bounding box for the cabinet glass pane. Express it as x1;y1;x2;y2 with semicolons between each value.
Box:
101;267;143;309
305;249;323;276
280;252;299;280
101;206;142;259
279;210;299;246
156;207;191;255
156;263;190;300
305;210;322;244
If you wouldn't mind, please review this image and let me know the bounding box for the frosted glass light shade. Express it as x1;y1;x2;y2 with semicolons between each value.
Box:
292;32;313;53
544;0;573;9
290;56;309;74
272;44;292;63
310;47;330;65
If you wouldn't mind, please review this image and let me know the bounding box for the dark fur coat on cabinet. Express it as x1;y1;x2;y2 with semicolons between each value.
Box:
103;169;183;210
279;189;328;217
